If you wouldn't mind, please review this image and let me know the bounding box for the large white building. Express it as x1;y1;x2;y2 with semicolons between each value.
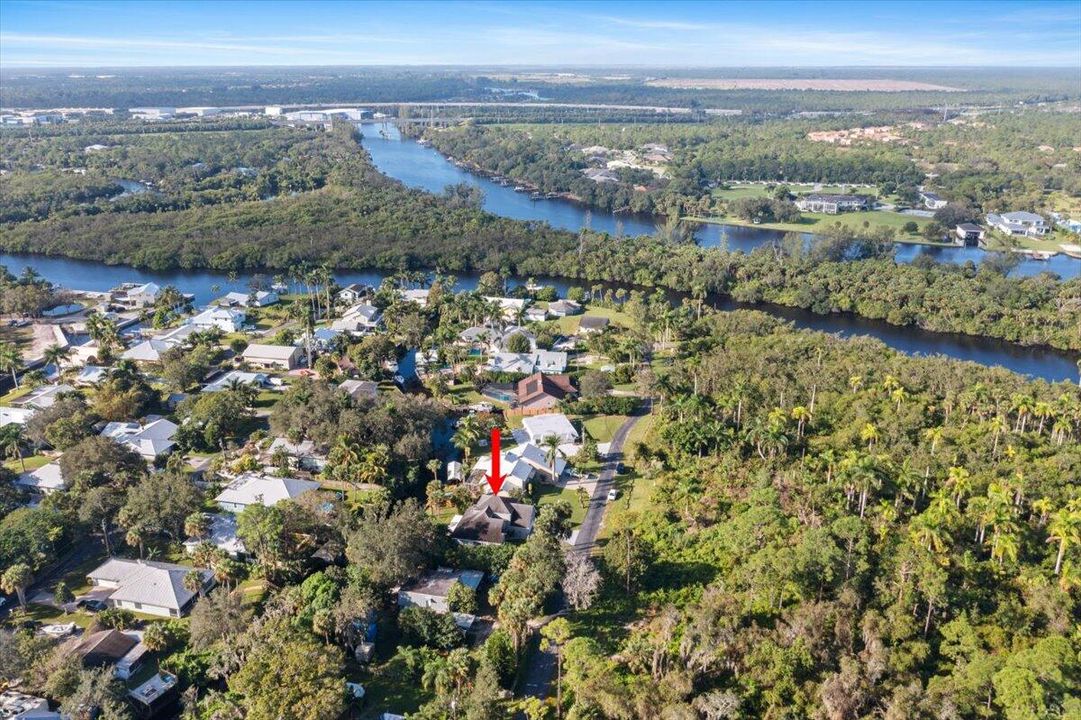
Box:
986;211;1049;238
215;473;320;512
86;559;213;618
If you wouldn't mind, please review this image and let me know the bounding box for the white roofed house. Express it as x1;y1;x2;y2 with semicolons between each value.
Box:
86;558;214;617
548;299;582;317
214;473;320;512
331;303;382;334
919;191;947;210
486;351;567;375
986;211;1050;238
241;343;304;371
14;384;76;411
337;283;372;305
339;378;379;402
121;339;172;363
491;327;537;354
483;296;529;321
522;413;579;446
267;437;327;471
220;290;279;308
399;288;430;306
202;370;268;393
16;462;67;495
100;418;179;461
74;365;110;386
182;513;246;558
111;282;161;309
189;307;246;333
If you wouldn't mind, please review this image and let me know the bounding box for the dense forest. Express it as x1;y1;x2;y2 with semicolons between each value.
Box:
553;310;1081;718
2;66;1078;113
1;123;1078;350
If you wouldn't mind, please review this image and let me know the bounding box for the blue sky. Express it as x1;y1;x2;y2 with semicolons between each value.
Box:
1;0;1078;67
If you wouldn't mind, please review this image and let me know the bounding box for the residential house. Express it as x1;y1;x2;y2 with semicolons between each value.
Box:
515;372;576;411
111;282;161;309
215;473;320;512
74;365;110;386
121;339;172;363
188;307;246;333
267;437;326;471
955;223;985;246
920;191;948;210
487;351;568;375
86;559;213;618
331;303;382;334
577;315;610;335
483;296;529;321
16;463;66;495
14;384;76;411
986;211;1049;237
522;413;579;445
470;441;568;490
220;290;279;308
241;343;304;371
72;628;147;680
524;307;548;323
492;327;537;353
0;406;35;427
449;494;535;545
548;299;582;317
100;418;178;461
202;370;268;393
339;379;379;401
337;283;372;304
458;325;498;349
794;193;870;214
399;288;430;306
398;567;484;615
183;513;246;558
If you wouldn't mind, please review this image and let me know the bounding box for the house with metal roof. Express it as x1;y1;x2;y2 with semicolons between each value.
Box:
86;559;213;618
215;473;320;512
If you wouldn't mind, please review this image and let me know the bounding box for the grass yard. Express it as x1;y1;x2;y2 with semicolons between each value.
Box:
688;209;932;238
12;603;95;629
597;413;656;542
4;453;53;473
583;414;628;444
533;482;590;525
0;383;34;406
0;326;35;357
549;302;640;334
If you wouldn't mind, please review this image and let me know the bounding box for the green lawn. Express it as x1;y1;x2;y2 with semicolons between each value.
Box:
687;209;932;238
0;383;34;406
597;414;656;542
533;482;590;525
583;415;628;444
4;454;53;473
12;603;95;629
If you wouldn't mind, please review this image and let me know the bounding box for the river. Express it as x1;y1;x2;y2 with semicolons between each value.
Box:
358;122;1080;280
0;251;1076;383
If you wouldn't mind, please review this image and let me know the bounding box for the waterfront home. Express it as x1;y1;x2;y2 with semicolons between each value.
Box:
339;378;379;401
183;513;246;558
522;412;579;445
16;462;66;495
457;325;498;350
337;283;372;304
955;223;985;246
548;299;582;317
515;372;576;411
399;288;430;306
483;296;529;320
986;211;1049;237
241;343;304;371
331;303;382;334
449;494;535;545
220;290;279;307
189;307;246;333
492;327;537;353
100;417;179;461
919;191;948;210
215;473;320;512
398;567;484;615
110;282;161;309
202;370;268;393
86;558;213;617
525;307;548;323
795;193;870;214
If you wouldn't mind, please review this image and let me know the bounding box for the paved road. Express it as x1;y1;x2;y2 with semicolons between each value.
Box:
517;403;648;700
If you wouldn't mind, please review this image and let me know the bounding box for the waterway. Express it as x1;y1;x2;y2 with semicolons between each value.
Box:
358;122;1079;280
1;252;1076;383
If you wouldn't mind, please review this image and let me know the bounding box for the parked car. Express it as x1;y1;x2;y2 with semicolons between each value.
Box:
607;488;619;502
77;598;107;612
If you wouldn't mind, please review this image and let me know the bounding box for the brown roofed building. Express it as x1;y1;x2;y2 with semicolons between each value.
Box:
515;372;576;411
450;495;535;545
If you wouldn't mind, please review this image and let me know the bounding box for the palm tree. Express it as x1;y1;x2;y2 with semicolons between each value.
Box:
790;406;812;439
541;434;563;482
0;424;26;472
426;458;441;484
1047;502;1081;576
42;343;72;379
1;563;33;610
0;342;22;389
946;466;972;509
184;570;206;598
452;416;480;466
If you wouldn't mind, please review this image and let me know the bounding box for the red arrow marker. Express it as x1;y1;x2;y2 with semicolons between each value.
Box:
485;427;508;495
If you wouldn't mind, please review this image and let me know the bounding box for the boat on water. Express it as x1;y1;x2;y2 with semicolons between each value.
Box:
530;193;544;200
513;185;527;192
